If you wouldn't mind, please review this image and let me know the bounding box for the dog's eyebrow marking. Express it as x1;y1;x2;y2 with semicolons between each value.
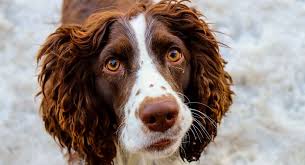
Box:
161;86;166;90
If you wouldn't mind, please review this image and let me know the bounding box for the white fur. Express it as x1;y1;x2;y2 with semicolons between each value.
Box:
116;14;193;164
114;144;197;165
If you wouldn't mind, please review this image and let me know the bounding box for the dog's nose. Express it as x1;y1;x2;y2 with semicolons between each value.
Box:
139;98;179;132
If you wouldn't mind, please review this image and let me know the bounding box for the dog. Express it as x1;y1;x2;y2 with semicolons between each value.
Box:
37;0;233;164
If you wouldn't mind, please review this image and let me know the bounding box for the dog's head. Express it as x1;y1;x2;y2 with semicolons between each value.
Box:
37;0;233;164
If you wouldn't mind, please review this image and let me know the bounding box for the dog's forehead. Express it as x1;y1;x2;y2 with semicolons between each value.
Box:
108;13;151;49
129;13;147;32
129;14;149;63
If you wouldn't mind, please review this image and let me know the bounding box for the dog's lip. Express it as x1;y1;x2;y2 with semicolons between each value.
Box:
146;139;173;151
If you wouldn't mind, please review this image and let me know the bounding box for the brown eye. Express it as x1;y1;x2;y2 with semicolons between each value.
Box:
167;49;183;63
105;58;121;72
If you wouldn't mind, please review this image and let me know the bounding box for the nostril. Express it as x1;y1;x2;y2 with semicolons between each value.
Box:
148;116;156;124
166;113;174;120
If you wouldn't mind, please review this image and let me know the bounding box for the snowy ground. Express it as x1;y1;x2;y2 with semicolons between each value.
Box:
0;0;304;165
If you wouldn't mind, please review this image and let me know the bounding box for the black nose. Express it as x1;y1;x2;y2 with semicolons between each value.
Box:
139;97;179;132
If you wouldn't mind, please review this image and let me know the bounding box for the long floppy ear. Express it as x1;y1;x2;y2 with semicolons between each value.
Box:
37;13;120;164
148;0;233;162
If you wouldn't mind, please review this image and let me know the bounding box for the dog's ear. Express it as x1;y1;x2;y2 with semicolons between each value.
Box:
37;12;120;164
148;0;233;162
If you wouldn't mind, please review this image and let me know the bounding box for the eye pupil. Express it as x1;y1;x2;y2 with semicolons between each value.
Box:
106;58;120;71
170;52;177;58
167;49;182;63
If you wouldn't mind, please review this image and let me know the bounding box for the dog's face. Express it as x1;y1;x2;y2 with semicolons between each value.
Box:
37;1;233;164
95;13;193;158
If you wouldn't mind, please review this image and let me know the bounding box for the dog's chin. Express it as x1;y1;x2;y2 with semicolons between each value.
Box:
123;137;182;159
142;138;182;159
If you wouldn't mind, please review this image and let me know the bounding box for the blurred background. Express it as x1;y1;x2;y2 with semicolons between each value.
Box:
0;0;304;164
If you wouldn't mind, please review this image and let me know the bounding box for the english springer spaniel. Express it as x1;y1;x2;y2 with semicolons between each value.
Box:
37;0;233;164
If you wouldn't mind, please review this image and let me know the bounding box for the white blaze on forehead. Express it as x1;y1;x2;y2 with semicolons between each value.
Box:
129;14;173;98
129;14;147;67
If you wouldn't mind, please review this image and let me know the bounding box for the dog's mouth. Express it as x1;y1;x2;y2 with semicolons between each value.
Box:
146;139;174;151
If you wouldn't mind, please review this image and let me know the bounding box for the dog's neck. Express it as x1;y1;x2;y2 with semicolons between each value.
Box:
114;146;193;165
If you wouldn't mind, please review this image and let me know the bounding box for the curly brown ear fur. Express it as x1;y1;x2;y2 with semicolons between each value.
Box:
37;12;121;165
147;0;233;162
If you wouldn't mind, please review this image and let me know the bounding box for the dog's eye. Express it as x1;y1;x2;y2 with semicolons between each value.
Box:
166;49;183;64
105;58;121;72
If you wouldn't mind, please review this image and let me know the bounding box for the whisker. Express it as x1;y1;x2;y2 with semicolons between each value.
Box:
193;118;212;140
184;101;218;127
182;132;191;144
186;101;215;112
191;111;217;129
190;124;202;143
190;108;217;128
191;124;204;142
180;146;187;158
186;131;191;143
190;107;217;124
176;92;191;103
189;126;199;141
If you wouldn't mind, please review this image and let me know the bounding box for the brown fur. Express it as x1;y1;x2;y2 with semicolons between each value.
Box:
37;0;233;164
62;0;151;24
